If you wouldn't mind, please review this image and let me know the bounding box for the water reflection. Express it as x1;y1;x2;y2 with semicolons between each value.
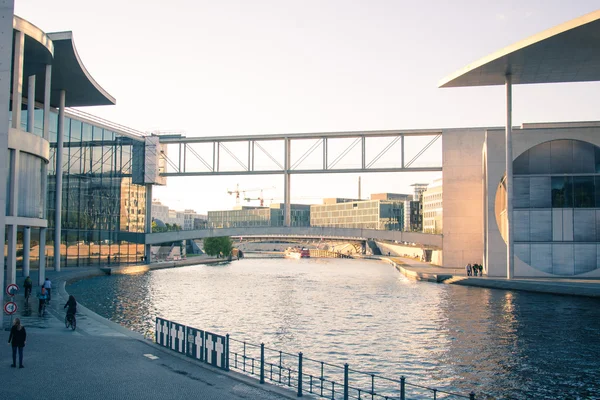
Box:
67;258;600;398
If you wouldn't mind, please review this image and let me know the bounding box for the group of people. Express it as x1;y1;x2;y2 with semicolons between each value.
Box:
7;276;78;369
465;263;483;276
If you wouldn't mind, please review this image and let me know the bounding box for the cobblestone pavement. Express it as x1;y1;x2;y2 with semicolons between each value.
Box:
1;267;297;400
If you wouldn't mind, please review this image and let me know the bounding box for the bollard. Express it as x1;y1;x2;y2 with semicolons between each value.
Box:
470;392;476;400
298;352;303;397
400;376;405;400
225;334;230;371
260;343;265;384
343;363;349;400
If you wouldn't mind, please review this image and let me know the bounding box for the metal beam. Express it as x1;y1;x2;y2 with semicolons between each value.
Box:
161;166;442;177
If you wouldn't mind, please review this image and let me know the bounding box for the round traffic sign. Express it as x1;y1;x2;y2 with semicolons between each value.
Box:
5;284;18;297
4;302;17;315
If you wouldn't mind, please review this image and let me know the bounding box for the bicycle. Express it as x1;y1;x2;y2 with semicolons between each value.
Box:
38;299;47;317
65;312;76;330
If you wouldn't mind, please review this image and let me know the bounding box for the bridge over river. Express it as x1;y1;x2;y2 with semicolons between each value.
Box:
145;226;442;249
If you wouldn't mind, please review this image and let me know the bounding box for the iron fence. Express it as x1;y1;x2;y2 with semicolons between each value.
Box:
227;337;475;400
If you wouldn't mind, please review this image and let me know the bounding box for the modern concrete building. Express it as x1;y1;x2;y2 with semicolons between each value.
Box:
208;203;310;228
310;194;408;230
439;10;600;278
422;179;442;234
0;9;168;312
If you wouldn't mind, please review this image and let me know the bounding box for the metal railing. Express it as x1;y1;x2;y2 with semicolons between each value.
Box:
227;338;475;400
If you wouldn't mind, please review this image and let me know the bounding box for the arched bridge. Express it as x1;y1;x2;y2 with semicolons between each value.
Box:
145;227;442;249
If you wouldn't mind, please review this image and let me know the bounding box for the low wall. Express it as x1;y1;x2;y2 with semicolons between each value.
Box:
375;241;443;266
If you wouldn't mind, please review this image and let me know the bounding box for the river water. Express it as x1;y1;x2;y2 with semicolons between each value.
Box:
67;257;600;399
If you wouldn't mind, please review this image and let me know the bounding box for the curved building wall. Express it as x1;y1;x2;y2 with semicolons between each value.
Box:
484;125;600;278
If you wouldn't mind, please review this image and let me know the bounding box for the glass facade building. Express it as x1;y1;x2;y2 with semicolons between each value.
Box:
46;113;147;267
310;199;405;230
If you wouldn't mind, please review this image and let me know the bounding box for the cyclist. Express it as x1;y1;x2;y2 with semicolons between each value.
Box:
43;278;52;303
23;276;32;301
64;295;77;325
38;287;48;316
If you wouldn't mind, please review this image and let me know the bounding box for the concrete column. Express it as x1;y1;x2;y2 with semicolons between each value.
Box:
11;30;24;129
23;226;30;277
39;228;46;285
27;75;35;133
505;75;514;280
145;183;153;264
0;1;16;319
284;137;291;227
43;65;52;140
6;225;17;285
54;90;66;272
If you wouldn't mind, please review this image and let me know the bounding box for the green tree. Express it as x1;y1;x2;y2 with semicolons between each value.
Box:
203;236;233;257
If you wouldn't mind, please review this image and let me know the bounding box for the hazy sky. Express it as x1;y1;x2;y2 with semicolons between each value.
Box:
14;1;600;213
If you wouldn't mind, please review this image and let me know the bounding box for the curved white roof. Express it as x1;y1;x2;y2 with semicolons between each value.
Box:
439;10;600;88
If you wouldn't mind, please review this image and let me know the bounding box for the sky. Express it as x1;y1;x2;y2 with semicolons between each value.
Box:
14;0;600;213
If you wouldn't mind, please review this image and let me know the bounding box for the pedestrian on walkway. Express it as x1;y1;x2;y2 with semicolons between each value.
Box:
8;318;26;368
465;263;472;276
43;278;52;303
473;263;479;276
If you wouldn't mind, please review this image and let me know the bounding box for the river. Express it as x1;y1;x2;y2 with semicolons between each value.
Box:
67;257;600;399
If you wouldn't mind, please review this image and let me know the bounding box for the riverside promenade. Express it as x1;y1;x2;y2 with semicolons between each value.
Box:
1;262;297;400
386;256;600;297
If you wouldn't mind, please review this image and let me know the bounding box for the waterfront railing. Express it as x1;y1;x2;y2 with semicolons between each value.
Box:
155;317;476;399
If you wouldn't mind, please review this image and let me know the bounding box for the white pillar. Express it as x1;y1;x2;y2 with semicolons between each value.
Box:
284;137;291;227
145;183;153;264
39;227;46;285
23;226;31;277
43;65;51;140
505;75;514;280
27;75;35;133
11;30;24;129
6;225;17;285
54;89;66;272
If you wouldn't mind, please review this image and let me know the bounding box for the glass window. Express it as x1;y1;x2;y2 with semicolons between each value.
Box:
572;141;595;173
528;141;551;174
82;123;93;143
513;150;529;175
70;119;81;142
552;177;573;208
574;176;595;207
550;140;573;174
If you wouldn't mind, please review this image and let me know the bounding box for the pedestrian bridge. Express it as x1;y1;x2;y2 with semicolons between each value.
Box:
145;227;442;249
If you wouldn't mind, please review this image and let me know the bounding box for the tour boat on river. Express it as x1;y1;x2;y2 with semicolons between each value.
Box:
285;247;310;259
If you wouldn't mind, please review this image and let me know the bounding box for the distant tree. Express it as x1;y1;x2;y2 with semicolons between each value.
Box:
203;236;233;257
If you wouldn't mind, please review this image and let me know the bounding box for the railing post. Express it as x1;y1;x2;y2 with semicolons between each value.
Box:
260;343;265;384
297;352;303;397
343;363;349;400
470;392;475;400
225;334;230;371
400;376;405;400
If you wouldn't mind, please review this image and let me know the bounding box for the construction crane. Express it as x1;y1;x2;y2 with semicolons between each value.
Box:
244;190;274;207
227;184;275;205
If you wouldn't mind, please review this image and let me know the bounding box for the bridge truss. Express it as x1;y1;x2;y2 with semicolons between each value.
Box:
157;129;443;225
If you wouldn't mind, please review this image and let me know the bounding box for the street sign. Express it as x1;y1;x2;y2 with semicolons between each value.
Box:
4;302;17;315
5;284;18;297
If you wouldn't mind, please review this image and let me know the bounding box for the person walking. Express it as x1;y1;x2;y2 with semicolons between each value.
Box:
43;278;52;303
465;263;472;276
8;318;26;368
473;263;479;276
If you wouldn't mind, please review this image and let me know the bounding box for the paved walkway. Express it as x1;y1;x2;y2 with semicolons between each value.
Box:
386;256;600;297
1;266;298;400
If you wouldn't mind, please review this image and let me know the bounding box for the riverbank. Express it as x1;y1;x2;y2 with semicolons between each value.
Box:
383;256;600;298
1;260;297;400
